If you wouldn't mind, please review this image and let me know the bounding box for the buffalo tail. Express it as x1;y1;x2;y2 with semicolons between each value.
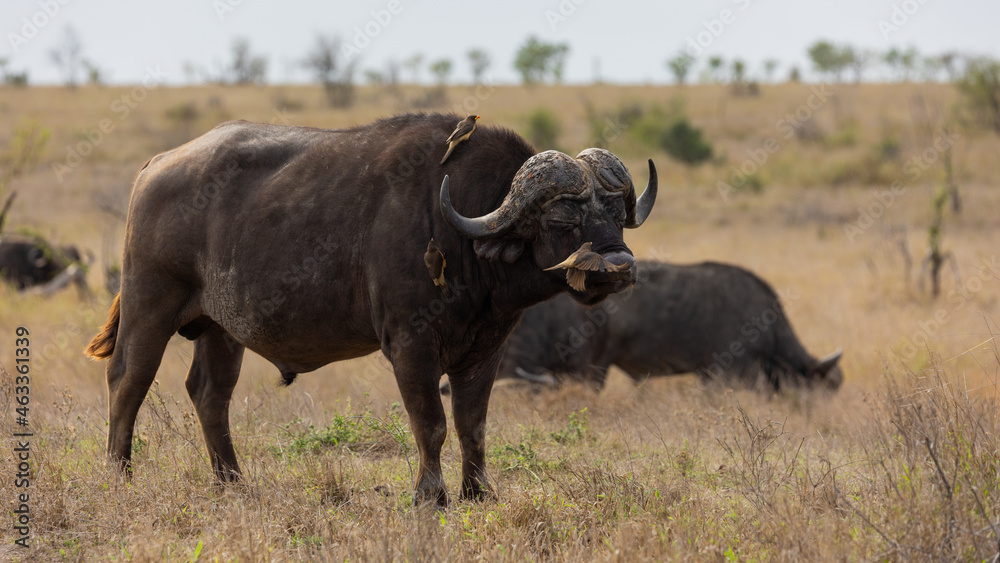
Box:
85;293;120;359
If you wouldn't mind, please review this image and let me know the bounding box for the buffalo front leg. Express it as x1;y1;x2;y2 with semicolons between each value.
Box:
448;353;501;501
391;348;448;507
185;324;245;482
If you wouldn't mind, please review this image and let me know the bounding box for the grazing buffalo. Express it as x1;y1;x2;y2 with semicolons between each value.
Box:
85;113;657;505
0;235;89;294
483;261;843;392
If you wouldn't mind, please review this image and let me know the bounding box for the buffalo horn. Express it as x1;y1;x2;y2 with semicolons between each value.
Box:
626;159;657;228
439;175;514;239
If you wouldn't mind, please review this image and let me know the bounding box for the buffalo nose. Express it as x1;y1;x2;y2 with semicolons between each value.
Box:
602;250;636;283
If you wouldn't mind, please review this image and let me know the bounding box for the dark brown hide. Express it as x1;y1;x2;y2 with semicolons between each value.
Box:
86;113;657;505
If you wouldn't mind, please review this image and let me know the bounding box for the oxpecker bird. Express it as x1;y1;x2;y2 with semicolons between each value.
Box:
544;242;629;291
424;238;451;297
441;115;480;164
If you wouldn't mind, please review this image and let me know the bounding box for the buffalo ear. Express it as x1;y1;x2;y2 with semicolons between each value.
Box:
473;239;503;261
473;239;523;263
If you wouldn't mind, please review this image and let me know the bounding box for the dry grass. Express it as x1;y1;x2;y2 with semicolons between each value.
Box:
1;82;999;561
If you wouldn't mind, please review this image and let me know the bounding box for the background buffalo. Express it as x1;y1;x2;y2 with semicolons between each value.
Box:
453;260;842;393
0;235;89;295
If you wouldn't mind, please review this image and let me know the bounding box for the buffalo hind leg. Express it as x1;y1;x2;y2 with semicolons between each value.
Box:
185;324;245;482
391;347;448;507
105;291;188;476
449;352;502;501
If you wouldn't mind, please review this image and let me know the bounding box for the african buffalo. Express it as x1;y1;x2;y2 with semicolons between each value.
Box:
0;235;89;294
85;113;656;505
486;261;842;392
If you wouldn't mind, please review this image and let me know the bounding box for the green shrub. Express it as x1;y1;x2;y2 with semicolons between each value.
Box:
956;57;1000;133
635;106;713;167
526;108;561;149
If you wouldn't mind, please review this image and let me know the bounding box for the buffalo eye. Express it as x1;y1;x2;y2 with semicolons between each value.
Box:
548;219;579;231
605;199;626;228
545;203;583;231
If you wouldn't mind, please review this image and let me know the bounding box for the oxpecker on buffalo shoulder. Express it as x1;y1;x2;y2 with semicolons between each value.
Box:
440;115;479;164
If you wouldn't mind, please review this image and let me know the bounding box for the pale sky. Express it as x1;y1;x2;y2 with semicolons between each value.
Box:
2;0;998;85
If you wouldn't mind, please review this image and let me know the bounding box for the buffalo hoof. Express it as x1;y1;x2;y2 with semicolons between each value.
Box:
107;455;133;480
212;467;242;484
459;483;497;502
413;486;449;509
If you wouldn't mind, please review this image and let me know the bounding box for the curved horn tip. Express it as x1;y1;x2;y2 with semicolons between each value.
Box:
627;159;658;228
824;348;844;362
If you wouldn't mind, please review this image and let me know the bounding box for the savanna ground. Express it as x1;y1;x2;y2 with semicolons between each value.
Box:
0;81;998;561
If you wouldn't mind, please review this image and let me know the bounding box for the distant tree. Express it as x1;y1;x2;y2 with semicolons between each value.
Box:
883;47;922;82
957;57;1000;133
788;66;801;83
304;35;356;108
763;59;779;82
666;53;694;85
230;38;268;85
467;49;491;83
883;47;902;80
938;52;960;81
0;58;28;87
384;60;400;88
842;47;873;83
182;61;197;84
403;54;423;83
513;36;569;85
920;55;943;82
551;46;569;83
364;69;385;85
429;59;453;85
730;59;746;83
899;47;919;81
49;26;83;89
807;40;850;82
707;55;724;81
82;59;102;86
